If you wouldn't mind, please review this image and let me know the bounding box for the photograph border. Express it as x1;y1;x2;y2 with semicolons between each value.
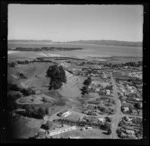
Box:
1;0;149;145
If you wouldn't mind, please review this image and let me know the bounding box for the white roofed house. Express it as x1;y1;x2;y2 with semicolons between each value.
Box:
95;88;100;92
98;117;105;124
57;110;71;117
106;89;111;95
122;106;129;112
125;129;135;136
62;111;71;117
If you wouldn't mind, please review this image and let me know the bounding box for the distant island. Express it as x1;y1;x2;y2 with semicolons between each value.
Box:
11;47;83;51
65;40;142;47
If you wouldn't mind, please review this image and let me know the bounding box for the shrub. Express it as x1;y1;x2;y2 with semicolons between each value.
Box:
22;106;47;119
20;88;35;96
8;83;21;91
9;62;16;67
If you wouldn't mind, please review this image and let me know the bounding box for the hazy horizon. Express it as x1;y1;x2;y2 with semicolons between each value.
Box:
8;39;142;43
8;4;143;42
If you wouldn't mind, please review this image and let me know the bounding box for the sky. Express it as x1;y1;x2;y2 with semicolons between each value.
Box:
8;4;143;42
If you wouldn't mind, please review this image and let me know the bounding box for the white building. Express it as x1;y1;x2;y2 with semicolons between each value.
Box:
123;107;129;112
48;126;77;136
87;127;93;129
57;110;71;117
106;90;111;95
98;118;105;124
69;136;80;139
62;111;71;117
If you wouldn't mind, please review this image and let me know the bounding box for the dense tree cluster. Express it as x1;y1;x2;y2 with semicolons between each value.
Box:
81;86;89;95
8;61;17;67
134;103;142;110
46;65;67;90
8;60;32;67
41;121;53;130
103;61;142;68
83;77;92;86
105;85;113;90
81;77;92;95
19;105;49;119
8;82;35;96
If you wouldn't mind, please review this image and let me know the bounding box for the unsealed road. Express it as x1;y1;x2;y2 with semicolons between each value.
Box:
110;72;123;139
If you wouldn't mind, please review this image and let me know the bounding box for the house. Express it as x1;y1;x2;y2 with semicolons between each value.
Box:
43;115;49;121
57;110;71;117
126;130;135;135
48;126;77;136
62;111;71;117
87;127;93;129
95;88;100;92
106;90;111;95
124;116;132;122
98;118;105;124
122;107;129;112
69;136;80;139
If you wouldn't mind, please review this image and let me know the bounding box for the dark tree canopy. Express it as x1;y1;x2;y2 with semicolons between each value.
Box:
83;77;92;86
46;65;66;90
81;86;88;95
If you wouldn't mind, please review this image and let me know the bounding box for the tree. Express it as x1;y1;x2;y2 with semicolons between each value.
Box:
104;121;111;130
83;77;92;86
38;107;45;117
20;88;35;96
9;61;16;67
81;86;88;95
105;117;111;122
134;103;141;109
107;128;112;135
8;82;21;91
41;121;52;130
46;65;66;90
45;107;49;115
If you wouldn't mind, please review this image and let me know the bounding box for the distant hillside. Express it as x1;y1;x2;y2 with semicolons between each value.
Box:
66;40;142;47
8;40;53;43
8;39;142;47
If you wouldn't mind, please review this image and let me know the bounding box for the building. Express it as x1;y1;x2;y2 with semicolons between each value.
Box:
62;111;71;117
122;107;129;112
69;136;80;139
126;129;135;136
48;126;77;136
57;110;71;117
106;90;111;95
86;127;93;129
98;118;105;124
95;88;100;92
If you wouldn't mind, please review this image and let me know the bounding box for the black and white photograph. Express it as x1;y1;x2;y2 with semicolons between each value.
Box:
2;2;148;142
